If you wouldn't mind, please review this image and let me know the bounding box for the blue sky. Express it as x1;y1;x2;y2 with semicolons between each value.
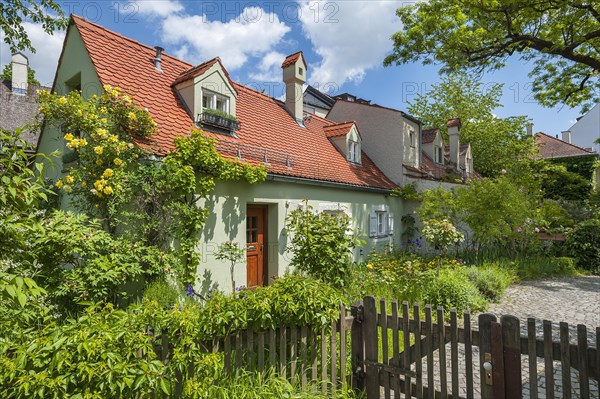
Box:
0;0;585;135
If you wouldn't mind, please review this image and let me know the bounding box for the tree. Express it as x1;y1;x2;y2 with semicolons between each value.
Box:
1;63;40;85
384;0;600;111
407;73;535;177
1;0;67;53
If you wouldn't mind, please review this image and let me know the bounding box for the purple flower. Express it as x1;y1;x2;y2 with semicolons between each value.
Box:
516;227;523;233
186;283;195;297
415;237;422;249
501;169;507;174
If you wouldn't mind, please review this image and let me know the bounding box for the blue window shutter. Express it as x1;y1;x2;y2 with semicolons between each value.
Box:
388;212;394;235
369;212;378;237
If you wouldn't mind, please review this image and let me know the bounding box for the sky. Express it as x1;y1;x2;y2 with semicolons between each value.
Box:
0;0;587;137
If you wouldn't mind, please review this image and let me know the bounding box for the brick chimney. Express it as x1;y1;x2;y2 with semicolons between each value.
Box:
11;52;29;95
447;118;461;167
282;51;307;123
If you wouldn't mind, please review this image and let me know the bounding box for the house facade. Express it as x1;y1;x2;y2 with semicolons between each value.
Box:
38;16;404;293
567;103;600;154
326;101;475;190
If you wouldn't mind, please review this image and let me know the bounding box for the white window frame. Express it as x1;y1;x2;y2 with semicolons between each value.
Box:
369;206;394;238
202;89;230;113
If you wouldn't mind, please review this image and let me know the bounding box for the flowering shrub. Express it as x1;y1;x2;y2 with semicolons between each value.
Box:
37;87;267;285
422;218;464;254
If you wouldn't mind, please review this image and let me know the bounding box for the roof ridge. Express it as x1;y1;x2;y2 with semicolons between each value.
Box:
535;132;594;154
333;98;422;124
323;121;356;129
71;14;192;69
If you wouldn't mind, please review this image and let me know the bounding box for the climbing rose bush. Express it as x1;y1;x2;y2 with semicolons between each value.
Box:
422;218;464;252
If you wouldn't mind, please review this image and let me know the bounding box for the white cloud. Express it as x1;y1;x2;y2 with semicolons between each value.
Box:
248;51;286;82
158;6;290;70
132;0;184;17
0;22;65;87
298;1;404;87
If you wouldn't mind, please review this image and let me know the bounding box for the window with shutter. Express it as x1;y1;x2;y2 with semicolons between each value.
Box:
388;213;394;235
369;212;378;237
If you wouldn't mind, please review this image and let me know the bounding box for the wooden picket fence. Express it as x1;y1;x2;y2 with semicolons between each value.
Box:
218;305;354;393
358;296;600;399
156;297;599;398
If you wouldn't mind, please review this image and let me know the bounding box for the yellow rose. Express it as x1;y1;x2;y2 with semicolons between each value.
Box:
102;168;114;178
65;175;74;184
109;135;118;143
103;186;114;195
100;107;107;114
64;185;72;192
64;133;74;141
128;112;137;120
79;138;88;147
81;182;87;188
94;146;104;155
114;158;123;166
103;85;112;91
55;180;64;189
101;118;108;124
58;97;67;104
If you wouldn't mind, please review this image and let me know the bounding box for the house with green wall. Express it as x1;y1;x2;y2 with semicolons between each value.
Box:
38;15;406;293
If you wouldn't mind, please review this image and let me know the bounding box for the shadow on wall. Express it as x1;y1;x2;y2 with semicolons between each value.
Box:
202;194;242;242
198;268;219;296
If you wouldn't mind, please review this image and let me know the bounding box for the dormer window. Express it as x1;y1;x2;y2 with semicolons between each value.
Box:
298;67;304;76
408;129;415;148
434;145;443;164
202;89;229;113
348;140;360;163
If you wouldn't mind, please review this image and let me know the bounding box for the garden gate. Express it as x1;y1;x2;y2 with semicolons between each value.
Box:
353;296;600;399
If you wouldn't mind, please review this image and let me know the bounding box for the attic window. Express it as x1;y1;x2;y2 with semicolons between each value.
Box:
299;67;304;76
348;140;361;164
408;129;415;148
435;146;443;164
202;89;229;113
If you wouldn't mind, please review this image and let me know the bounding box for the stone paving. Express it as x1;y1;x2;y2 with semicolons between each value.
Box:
384;276;600;398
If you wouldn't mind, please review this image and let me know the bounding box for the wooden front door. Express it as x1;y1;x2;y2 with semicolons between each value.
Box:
246;206;266;288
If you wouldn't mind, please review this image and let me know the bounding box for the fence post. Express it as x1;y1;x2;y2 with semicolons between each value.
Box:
363;296;379;399
350;300;365;392
500;315;522;398
479;313;497;399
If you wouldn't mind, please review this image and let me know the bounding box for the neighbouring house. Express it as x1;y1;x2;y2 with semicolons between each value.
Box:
326;100;475;189
566;103;600;154
38;15;405;293
303;85;371;118
534;131;600;188
0;53;48;154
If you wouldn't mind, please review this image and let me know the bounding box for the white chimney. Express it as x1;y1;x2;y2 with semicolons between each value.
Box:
447;118;461;167
561;130;571;144
152;46;164;72
527;123;533;136
11;52;29;95
282;51;307;123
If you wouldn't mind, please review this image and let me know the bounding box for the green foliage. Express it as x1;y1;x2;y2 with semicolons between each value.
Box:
384;0;600;110
536;162;592;201
142;279;180;309
0;63;40;85
285;202;363;288
465;264;516;302
421;268;487;313
422;218;464;252
0;274;342;398
1;0;67;53
482;256;578;280
202;108;239;123
391;183;421;200
419;174;543;259
205;371;359;399
405;73;534;177
214;241;245;293
563;219;600;272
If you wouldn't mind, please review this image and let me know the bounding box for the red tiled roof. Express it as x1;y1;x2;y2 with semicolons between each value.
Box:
422;128;439;144
421;153;448;178
447;118;461;128
172;57;237;93
281;51;306;69
535;132;595;159
70;16;396;190
323;121;357;138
